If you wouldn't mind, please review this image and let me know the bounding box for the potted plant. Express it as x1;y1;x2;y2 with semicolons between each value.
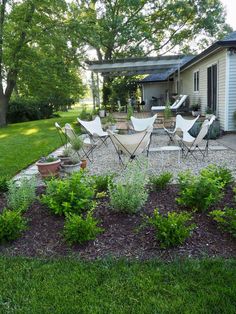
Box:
71;137;83;152
104;114;117;132
191;104;201;117
61;154;81;174
163;102;173;128
99;105;106;118
205;107;213;119
57;147;73;163
36;155;61;178
80;159;87;169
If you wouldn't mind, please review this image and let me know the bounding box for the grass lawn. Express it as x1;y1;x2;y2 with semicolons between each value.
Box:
0;110;80;177
0;257;235;313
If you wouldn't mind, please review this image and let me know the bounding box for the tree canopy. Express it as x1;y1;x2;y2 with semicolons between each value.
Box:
0;0;233;125
70;0;231;61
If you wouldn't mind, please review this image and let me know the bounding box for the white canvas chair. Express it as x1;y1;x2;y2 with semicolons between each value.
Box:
64;123;96;162
77;116;109;147
164;114;199;143
107;127;153;165
151;95;188;112
131;114;157;132
175;119;211;160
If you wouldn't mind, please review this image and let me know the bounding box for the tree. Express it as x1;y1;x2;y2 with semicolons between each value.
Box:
0;0;84;126
70;0;231;104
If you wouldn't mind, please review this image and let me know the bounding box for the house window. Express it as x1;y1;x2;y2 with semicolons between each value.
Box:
193;71;199;92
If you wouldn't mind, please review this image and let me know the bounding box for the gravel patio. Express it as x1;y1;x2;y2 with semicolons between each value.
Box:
14;132;236;185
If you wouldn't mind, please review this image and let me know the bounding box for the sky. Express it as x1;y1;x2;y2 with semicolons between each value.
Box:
221;0;236;30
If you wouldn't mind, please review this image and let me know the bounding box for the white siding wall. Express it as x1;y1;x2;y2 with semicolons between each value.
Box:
227;53;236;131
181;49;227;130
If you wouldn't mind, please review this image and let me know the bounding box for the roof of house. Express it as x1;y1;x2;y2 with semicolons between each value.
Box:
181;31;236;71
140;55;194;83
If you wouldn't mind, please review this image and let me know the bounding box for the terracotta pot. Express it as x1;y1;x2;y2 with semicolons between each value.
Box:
36;159;61;178
80;159;87;169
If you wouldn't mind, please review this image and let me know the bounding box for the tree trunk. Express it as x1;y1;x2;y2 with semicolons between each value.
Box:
0;94;8;127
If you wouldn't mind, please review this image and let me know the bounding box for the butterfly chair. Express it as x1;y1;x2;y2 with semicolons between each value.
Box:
77;116;109;148
64;123;96;162
131;114;157;154
107;127;153;166
164;114;200;144
175;119;210;160
151;95;188;112
131;114;157;132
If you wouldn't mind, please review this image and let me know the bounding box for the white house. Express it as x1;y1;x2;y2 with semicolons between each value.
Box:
141;31;236;131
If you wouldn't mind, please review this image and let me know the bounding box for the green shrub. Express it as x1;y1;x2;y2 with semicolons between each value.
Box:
126;105;134;121
200;165;233;188
176;170;224;212
79;107;93;121
150;172;173;191
92;174;114;193
64;210;103;244
41;171;95;215
147;208;195;248
0;176;9;193
0;209;27;243
210;207;236;237
109;161;148;214
7;178;36;212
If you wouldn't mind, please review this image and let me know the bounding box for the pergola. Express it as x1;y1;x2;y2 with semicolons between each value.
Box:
86;55;185;107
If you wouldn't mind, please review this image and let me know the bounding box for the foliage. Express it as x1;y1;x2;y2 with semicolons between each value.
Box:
78;107;93;121
92;174;114;193
72;0;230;61
0;177;9;193
164;102;172;120
38;155;59;163
63;210;103;245
7;99;53;123
176;169;224;212
147;208;195;248
206;107;213;114
108;76;140;110
210;207;236;237
191;104;200;111
71;137;83;151
200;165;233;188
7;178;36;212
70;0;231;105
41;171;95;216
126;105;134;121
0;110;78;177
0;209;27;243
150;172;173;191
109;161;148;213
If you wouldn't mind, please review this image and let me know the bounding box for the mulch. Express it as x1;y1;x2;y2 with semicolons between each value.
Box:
0;185;236;260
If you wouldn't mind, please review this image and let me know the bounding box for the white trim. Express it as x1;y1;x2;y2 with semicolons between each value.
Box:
181;47;223;72
225;52;229;131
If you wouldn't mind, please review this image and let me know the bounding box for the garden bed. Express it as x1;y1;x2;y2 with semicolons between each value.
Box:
0;185;236;260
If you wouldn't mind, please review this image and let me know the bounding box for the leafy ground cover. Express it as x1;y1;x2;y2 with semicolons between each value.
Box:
0;110;80;177
0;184;236;259
0;257;235;313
